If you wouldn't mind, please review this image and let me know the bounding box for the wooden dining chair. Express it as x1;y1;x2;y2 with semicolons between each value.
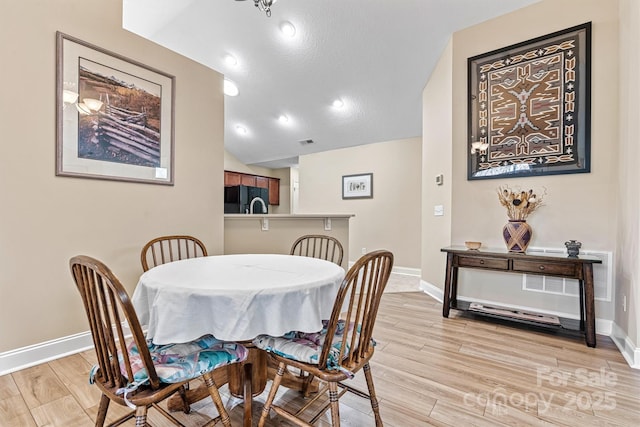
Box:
141;235;208;271
290;234;344;266
70;255;247;427
253;250;394;427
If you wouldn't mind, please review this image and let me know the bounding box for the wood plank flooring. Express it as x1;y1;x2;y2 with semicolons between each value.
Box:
2;291;640;426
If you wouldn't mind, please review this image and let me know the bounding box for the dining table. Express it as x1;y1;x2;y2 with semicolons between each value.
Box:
131;253;346;426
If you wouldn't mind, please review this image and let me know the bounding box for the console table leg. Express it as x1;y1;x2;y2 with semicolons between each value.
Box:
442;253;454;318
583;265;596;347
578;280;585;331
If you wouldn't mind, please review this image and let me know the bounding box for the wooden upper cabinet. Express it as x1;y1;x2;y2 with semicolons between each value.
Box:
224;171;241;187
268;178;280;205
224;170;280;205
255;176;269;189
240;174;256;187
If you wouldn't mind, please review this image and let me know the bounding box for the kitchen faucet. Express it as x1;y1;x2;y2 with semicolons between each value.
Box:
249;197;267;214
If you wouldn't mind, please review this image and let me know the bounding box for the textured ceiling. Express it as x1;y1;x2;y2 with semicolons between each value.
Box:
123;0;539;168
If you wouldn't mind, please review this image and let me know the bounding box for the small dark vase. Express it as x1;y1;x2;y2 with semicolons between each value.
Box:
565;240;582;258
502;220;532;253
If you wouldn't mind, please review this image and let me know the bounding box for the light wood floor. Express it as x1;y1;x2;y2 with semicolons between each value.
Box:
2;292;640;426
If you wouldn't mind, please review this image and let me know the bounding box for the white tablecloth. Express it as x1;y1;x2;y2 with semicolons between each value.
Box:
132;254;345;344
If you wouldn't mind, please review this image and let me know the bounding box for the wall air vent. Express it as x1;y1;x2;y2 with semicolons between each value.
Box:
298;139;314;145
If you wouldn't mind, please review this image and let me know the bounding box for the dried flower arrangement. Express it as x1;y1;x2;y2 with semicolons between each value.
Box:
497;185;545;221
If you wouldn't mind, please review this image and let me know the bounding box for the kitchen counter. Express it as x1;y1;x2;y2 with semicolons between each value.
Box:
224;214;353;268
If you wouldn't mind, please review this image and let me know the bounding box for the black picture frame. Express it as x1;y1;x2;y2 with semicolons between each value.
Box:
467;22;591;180
342;173;373;199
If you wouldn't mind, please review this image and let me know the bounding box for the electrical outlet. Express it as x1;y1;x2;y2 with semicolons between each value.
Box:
361;247;367;255
434;205;444;216
623;295;627;312
324;218;332;231
261;218;269;231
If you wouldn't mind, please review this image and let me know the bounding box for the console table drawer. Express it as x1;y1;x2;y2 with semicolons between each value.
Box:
457;256;508;270
512;260;577;277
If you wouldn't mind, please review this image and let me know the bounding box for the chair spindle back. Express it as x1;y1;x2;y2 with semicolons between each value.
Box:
320;250;393;371
70;255;161;390
290;234;344;266
141;235;208;272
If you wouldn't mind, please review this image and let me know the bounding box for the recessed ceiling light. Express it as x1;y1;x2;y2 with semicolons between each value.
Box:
224;79;239;96
278;114;289;124
280;21;296;37
332;98;344;109
235;125;248;135
224;54;238;67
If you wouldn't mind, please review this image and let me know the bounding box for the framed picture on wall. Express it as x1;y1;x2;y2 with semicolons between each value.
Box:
56;32;175;185
342;173;373;199
467;22;591;180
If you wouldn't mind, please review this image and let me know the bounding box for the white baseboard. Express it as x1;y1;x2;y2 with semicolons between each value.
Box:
611;322;640;369
391;266;421;277
0;331;94;376
347;262;420;278
419;280;443;302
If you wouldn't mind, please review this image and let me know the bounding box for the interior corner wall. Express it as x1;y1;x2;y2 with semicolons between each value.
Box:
615;0;640;355
423;0;620;323
421;39;453;287
297;138;422;270
0;1;224;352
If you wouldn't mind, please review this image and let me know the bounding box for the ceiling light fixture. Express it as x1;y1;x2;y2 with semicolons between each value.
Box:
280;21;296;37
224;54;238;67
224;79;239;96
236;0;277;17
278;114;289;124
332;99;344;109
235;125;248;135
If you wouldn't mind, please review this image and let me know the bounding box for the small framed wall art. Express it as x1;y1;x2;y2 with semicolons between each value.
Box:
342;173;373;199
467;22;591;180
56;32;175;185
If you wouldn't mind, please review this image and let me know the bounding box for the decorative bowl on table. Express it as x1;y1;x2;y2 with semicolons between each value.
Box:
465;241;482;250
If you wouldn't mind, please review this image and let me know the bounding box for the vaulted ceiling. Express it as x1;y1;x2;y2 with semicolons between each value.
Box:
123;0;539;168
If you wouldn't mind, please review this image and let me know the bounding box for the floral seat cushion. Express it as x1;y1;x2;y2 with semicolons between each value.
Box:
120;334;248;384
253;320;373;372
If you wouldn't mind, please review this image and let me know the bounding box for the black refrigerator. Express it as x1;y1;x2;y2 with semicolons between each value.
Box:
224;185;269;214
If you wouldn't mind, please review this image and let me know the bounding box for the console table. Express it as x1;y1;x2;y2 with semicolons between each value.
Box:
441;246;602;347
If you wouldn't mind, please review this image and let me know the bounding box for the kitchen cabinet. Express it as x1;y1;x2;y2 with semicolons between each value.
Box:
224;171;241;187
224;170;280;205
256;176;269;189
240;174;256;187
268;178;280;205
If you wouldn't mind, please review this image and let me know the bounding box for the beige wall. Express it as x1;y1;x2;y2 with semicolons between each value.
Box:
615;0;640;350
298;138;422;269
421;39;453;287
422;0;620;324
224;150;291;214
0;1;224;352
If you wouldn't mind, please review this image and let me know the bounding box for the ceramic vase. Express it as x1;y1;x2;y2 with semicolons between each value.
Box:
502;220;532;253
565;240;582;257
